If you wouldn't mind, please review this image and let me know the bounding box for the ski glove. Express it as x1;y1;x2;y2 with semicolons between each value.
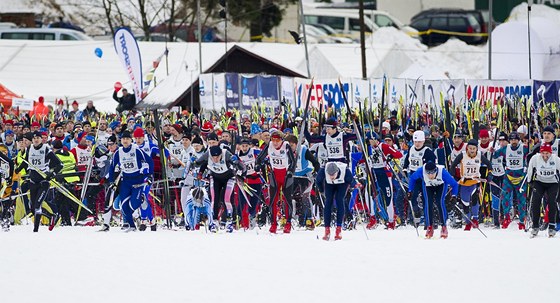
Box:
406;192;412;201
450;195;458;205
46;171;56;180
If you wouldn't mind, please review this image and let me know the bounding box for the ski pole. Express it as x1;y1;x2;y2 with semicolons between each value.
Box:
453;203;488;238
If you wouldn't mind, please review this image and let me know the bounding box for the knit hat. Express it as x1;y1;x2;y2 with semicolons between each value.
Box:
207;133;219;142
325;162;340;176
324;118;338;128
425;161;437;174
192;136;203;145
509;132;520;140
209;145;222;156
413;130;425;142
543;126;555;134
121;130;132;139
479;129;489;138
540;143;553;154
133;128;145;138
52;140;63;149
467;139;478;147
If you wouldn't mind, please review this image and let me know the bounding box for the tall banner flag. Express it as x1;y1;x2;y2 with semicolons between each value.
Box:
113;27;143;103
225;73;240;109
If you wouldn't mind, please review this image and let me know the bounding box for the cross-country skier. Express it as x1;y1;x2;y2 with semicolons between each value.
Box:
108;130;154;232
15;131;63;232
526;143;560;238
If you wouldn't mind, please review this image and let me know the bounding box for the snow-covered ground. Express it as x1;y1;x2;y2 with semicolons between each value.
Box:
2;225;559;303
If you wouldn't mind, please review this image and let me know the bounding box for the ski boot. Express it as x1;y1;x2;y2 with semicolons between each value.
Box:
48;213;60;231
464;222;472;231
2;218;10;232
139;220;148;231
425;226;434;239
322;227;331;241
33;214;41;232
518;222;526;231
226;219;234;233
471;219;479;228
366;216;377;230
283;222;291;234
530;228;538;238
209;223;218;233
548;228;556;238
98;224;110;232
150;219;157;231
305;219;315;231
334;226;342;240
441;226;448;239
386;221;395;230
501;215;512;229
269;223;278;234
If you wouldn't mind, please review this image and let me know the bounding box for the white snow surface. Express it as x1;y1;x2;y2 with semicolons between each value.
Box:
2;225;559;303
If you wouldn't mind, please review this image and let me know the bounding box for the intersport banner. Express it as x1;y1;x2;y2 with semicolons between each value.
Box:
466;80;533;105
113;28;143;103
294;78;351;110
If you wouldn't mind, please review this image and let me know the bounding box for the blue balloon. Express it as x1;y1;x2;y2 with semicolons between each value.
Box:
94;47;103;58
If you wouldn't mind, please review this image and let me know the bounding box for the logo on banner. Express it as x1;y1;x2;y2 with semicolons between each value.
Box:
200;80;206;96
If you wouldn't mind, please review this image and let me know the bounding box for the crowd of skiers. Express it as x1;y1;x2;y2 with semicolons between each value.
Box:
1;104;558;240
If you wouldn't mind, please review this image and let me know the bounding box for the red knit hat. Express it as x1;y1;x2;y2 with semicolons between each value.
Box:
540;143;553;154
133;128;145;138
57;99;64;105
479;129;489;138
31;122;41;128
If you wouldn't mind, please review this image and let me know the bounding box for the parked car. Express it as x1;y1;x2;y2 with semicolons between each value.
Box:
0;28;93;41
309;8;418;37
411;9;486;44
409;9;483;46
309;23;354;43
303;8;378;41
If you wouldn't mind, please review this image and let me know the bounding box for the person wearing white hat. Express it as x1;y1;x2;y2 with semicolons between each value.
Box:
402;130;436;225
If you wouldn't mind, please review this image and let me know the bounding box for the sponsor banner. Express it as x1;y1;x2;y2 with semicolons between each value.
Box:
294;78;351;110
213;73;226;110
240;74;257;110
370;78;384;111
280;76;295;109
198;73;214;110
351;78;370;109
466;80;532;105
11;98;34;111
388;78;407;112
423;79;465;111
533;80;558;104
226;73;240;110
258;75;280;111
113;28;143;102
